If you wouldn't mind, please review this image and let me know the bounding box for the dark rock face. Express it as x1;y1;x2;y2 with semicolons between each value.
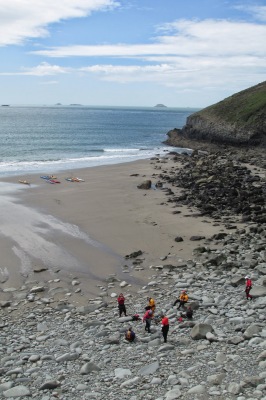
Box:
182;113;266;146
164;81;266;148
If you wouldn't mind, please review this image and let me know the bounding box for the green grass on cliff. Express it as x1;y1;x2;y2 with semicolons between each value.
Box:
195;81;266;127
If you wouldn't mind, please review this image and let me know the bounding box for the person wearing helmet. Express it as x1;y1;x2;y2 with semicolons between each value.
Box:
173;289;189;309
161;314;169;343
117;293;127;317
245;275;253;300
125;327;135;342
147;297;156;315
143;309;153;333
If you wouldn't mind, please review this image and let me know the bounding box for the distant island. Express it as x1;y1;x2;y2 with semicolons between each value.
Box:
1;104;10;107
154;104;167;108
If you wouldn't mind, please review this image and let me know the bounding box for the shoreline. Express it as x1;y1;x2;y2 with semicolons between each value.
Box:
0;144;191;180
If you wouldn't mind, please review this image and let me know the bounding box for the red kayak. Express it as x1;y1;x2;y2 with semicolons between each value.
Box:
48;179;60;184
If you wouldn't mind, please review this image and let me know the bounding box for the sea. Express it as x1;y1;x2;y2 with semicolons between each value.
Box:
0;105;199;177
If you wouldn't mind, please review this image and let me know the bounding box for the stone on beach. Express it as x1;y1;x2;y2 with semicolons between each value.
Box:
190;323;213;340
137;180;151;189
3;385;31;397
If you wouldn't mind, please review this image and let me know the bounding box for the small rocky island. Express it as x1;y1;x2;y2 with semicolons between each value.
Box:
164;81;266;149
154;103;167;108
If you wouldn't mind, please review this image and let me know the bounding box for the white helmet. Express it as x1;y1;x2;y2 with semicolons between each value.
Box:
245;275;250;279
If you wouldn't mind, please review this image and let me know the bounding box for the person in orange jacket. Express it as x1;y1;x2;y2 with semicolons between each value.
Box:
173;290;188;309
145;297;156;314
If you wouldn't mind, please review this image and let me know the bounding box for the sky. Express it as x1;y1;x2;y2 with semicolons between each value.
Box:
0;0;265;107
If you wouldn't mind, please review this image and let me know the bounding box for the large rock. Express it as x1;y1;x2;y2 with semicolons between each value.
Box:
227;336;245;345
138;361;159;376
39;380;61;390
137;180;151;189
187;384;206;394
207;373;226;385
228;382;241;394
114;368;131;379
230;276;245;287
120;377;140;388
165;388;182;399
105;332;120;345
190;323;213;340
80;362;101;374
3;385;31;397
243;324;262;339
56;353;79;363
250;286;266;298
76;302;107;314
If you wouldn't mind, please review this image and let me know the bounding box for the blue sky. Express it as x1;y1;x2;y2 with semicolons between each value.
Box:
0;0;265;107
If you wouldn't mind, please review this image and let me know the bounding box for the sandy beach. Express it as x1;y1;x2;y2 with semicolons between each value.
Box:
0;157;236;303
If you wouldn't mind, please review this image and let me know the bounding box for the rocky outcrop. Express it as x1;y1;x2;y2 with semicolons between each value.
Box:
165;81;266;148
158;151;266;224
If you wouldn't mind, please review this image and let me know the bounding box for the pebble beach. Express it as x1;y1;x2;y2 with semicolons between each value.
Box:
0;148;266;399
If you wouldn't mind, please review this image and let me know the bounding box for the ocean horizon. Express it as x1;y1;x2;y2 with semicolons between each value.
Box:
0;105;199;178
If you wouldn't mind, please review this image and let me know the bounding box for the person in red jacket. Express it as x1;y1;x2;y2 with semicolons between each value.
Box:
117;293;127;317
245;275;253;300
143;309;153;333
161;314;169;343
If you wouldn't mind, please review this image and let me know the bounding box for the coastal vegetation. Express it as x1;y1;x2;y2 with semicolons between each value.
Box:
165;81;266;147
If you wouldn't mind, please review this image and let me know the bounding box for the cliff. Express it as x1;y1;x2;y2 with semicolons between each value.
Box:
165;81;266;148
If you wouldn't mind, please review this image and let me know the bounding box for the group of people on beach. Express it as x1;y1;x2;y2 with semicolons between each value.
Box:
120;275;253;343
118;290;191;343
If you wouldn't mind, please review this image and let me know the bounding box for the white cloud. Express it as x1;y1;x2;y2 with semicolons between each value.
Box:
1;15;265;100
251;5;266;21
79;64;198;84
30;18;265;91
33;19;266;58
0;62;70;76
78;59;263;91
234;5;266;21
40;80;59;84
0;0;119;46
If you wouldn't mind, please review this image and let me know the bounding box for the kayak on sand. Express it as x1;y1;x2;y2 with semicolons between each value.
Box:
19;180;30;185
65;177;85;182
40;175;57;180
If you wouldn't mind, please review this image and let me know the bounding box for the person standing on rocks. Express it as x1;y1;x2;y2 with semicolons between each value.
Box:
143;309;153;333
173;289;188;309
245;275;253;300
117;293;127;317
161;314;169;343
